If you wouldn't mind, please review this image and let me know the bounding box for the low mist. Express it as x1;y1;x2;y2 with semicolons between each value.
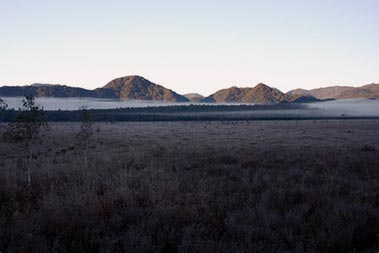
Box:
306;99;379;117
2;97;379;119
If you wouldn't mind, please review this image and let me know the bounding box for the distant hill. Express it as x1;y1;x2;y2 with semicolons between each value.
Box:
288;84;379;100
202;84;286;104
0;84;95;97
184;93;204;102
201;83;319;105
94;76;189;102
285;94;325;103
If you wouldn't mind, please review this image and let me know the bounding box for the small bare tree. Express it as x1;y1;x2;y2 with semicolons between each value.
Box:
76;106;94;169
3;95;48;186
0;98;7;112
0;98;7;119
0;98;8;131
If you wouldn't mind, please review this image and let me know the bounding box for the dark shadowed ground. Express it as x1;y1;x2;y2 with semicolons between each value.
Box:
0;120;378;252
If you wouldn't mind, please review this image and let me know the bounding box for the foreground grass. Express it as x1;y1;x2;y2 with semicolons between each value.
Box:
0;121;378;252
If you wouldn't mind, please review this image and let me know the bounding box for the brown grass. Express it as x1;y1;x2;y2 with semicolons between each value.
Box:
0;120;378;252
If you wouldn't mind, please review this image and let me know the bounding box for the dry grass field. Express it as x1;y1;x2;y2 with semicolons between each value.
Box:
0;120;378;252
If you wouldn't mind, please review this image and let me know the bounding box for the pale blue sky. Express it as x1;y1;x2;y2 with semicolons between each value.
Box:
0;0;378;95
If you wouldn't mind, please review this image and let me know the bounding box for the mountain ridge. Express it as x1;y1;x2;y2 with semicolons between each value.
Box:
287;84;379;100
0;76;189;103
0;77;378;104
201;83;322;105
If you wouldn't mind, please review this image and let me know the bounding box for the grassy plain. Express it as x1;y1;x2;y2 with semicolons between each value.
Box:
0;120;378;252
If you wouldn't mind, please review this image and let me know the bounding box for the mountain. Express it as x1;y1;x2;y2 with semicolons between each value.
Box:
202;83;297;105
184;93;204;102
94;76;189;102
288;84;379;100
0;84;95;97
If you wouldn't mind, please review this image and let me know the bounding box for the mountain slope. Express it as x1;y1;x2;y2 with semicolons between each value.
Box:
94;76;189;102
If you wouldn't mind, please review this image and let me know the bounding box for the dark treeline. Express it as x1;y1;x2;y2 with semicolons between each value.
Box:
1;103;378;122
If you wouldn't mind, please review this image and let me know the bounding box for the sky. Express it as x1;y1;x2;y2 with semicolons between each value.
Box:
0;0;378;96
